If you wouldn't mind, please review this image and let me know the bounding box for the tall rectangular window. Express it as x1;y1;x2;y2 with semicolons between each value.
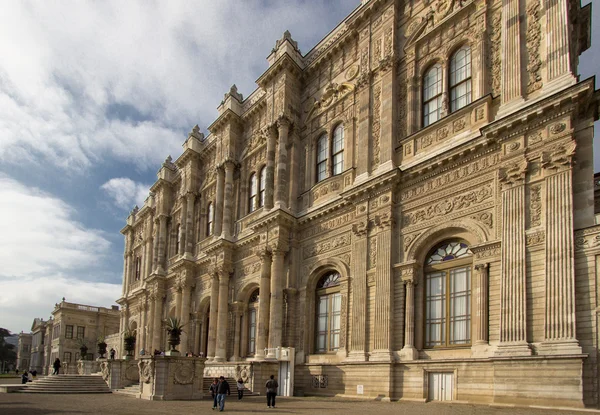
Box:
316;135;328;182
64;352;71;363
332;125;344;176
76;326;85;340
65;325;73;339
248;309;256;355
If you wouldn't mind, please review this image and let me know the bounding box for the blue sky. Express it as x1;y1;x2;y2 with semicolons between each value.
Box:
0;1;598;334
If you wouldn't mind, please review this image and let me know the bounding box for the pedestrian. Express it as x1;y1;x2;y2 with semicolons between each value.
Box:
21;372;28;384
110;348;116;360
27;371;33;382
31;370;37;379
209;378;219;410
52;358;61;375
265;374;278;408
15;369;19;375
236;378;244;400
216;375;231;412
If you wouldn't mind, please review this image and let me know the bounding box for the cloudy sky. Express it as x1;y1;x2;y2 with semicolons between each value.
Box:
0;1;599;335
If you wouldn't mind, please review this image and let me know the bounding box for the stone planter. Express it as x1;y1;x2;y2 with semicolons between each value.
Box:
138;356;205;400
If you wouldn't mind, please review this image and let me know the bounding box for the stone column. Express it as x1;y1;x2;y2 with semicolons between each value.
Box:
180;283;191;355
232;309;242;361
206;273;219;361
371;212;393;361
175;285;182;323
214;166;225;237
276;118;290;209
148;297;155;353
540;142;581;354
267;249;285;358
544;0;576;86
140;301;147;353
496;160;531;356
200;313;208;357
144;219;153;279
356;82;371;179
287;133;298;212
264;127;276;209
185;193;196;255
222;161;235;239
152;292;163;353
255;249;272;360
157;215;168;272
405;59;418;135
122;252;130;296
348;219;368;361
500;0;524;108
152;218;160;272
402;279;418;359
240;310;248;358
214;269;230;362
193;317;201;355
178;196;187;255
473;264;489;346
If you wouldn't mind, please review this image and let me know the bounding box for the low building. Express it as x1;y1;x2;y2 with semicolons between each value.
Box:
29;318;48;374
16;333;31;372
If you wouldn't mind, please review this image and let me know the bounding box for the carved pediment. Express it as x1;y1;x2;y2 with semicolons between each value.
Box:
305;82;355;123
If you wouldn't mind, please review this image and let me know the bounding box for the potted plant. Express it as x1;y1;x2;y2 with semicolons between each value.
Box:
76;338;89;361
165;317;184;356
122;328;136;360
97;336;107;359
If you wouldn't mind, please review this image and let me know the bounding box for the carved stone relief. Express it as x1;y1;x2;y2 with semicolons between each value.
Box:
528;185;542;228
491;10;502;96
526;0;542;94
372;84;382;169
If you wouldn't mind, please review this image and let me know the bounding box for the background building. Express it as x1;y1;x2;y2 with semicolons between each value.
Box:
118;0;599;408
29;318;48;374
16;333;31;372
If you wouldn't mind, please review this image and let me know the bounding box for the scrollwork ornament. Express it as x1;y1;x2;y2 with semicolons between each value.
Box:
173;361;195;385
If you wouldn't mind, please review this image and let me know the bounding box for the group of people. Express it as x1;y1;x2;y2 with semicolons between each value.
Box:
209;374;279;411
20;369;37;384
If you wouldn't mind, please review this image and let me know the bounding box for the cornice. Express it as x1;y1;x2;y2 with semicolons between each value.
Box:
256;54;303;88
207;108;243;134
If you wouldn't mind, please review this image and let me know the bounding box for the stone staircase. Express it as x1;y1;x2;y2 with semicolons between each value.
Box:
17;374;111;394
203;377;259;397
112;383;140;398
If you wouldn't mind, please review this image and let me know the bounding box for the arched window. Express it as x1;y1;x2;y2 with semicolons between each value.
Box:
206;202;214;236
316;134;328;183
332;125;344;176
449;46;472;112
425;241;472;348
259;167;266;208
134;257;142;281
247;289;259;355
423;64;443;127
315;271;342;353
248;173;257;213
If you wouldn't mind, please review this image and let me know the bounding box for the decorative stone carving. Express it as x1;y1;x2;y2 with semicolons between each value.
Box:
540;141;576;170
529;185;542;227
352;219;369;237
550;122;567;135
303;233;351;259
100;361;110;381
372;84;382;168
491;10;502;96
139;359;154;384
526;0;542;93
173;361;195;385
526;231;545;246
367;238;377;269
471;211;493;228
340;295;347;348
498;160;528;187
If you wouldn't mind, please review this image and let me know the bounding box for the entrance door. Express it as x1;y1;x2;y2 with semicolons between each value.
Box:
428;372;453;401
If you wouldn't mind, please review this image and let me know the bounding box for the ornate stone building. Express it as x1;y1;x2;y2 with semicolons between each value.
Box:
117;0;600;408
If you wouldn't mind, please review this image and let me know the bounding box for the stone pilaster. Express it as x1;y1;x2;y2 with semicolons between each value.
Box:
178;196;187;255
232;306;242;361
152;291;164;353
214;166;225;237
255;248;271;360
140;301;147;353
544;0;576;88
347;217;368;361
496;160;531;356
539;141;581;354
264;127;276;209
371;211;393;361
356;80;371;180
500;0;525;110
193;317;201;355
214;268;230;362
199;313;208;357
179;281;191;355
206;272;219;361
144;218;153;279
157;215;168;272
148;294;155;352
185;193;196;255
275;118;290;208
222;161;235;239
474;263;489;345
267;249;286;358
399;263;419;360
240;310;248;358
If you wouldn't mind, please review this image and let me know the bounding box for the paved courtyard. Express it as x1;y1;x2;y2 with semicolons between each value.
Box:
0;393;598;415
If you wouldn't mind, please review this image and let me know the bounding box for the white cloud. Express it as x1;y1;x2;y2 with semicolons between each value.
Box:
0;175;119;333
101;177;151;211
0;1;352;172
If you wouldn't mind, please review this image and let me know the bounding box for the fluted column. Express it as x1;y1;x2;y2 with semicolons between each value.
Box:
544;0;575;85
144;219;153;279
275;118;289;208
199;313;208;357
222;161;235;239
140;301;147;352
371;212;393;361
193;317;201;355
500;0;524;107
232;308;242;361
152;292;163;352
402;280;418;359
179;283;191;355
496;160;531;356
540;142;581;354
157;215;168;272
474;263;489;345
255;249;272;360
185;193;196;255
206;273;219;360
267;249;285;358
148;296;155;352
214;269;230;362
214;166;225;237
240;310;248;358
178;197;187;255
347;219;368;361
264;127;276;209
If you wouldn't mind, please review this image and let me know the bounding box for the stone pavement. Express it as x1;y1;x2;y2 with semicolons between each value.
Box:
0;393;598;415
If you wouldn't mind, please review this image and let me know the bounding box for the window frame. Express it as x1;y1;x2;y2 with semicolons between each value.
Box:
248;173;257;213
422;63;444;127
247;289;259;355
65;325;73;339
449;45;472;113
76;326;85;340
314;272;342;354
331;124;344;176
206;202;214;236
258;166;266;208
316;134;329;183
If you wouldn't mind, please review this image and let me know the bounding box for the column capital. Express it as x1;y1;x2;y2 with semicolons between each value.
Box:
374;211;394;230
498;159;528;188
255;246;272;261
540;140;576;171
352;219;370;237
276;115;291;130
474;263;489;272
396;262;421;284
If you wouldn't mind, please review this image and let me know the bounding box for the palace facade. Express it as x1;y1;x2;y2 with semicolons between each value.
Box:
117;0;600;408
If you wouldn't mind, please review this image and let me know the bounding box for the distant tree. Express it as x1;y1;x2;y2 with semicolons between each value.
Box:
0;328;17;372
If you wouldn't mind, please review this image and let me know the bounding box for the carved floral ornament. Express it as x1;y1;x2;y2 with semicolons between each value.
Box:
305;82;355;123
540;141;576;170
498;160;528;187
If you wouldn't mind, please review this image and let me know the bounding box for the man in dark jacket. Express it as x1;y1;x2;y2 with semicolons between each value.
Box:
216;376;231;412
266;375;279;408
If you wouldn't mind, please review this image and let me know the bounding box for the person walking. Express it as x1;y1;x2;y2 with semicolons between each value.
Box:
109;348;116;360
216;376;230;412
209;378;219;410
52;358;61;375
236;378;244;400
265;374;279;408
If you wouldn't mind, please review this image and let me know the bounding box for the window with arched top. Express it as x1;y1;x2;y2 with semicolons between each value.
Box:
206;202;214;236
450;46;472;113
315;271;342;353
259;167;266;208
316;134;328;183
249;173;257;213
247;289;259;355
423;64;443;127
425;241;472;348
332;125;344;176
